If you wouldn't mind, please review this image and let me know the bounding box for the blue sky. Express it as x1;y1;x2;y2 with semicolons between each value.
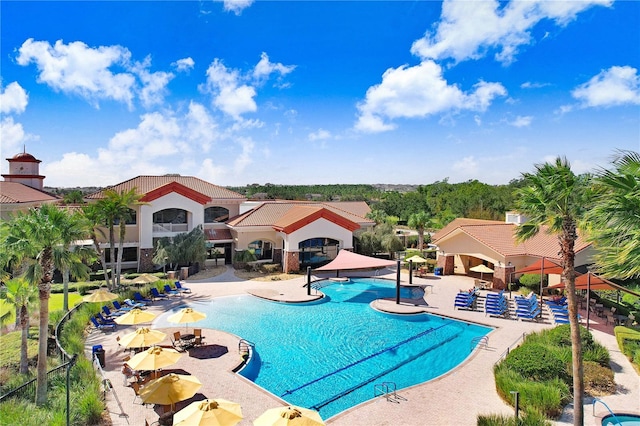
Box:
1;0;639;188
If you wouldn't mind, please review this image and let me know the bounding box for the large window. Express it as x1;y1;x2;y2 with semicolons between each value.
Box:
299;238;339;267
104;247;138;262
153;208;187;224
204;206;230;223
248;240;273;260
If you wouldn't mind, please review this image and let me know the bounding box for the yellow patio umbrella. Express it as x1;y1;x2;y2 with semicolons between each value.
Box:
118;327;166;349
82;288;118;303
404;255;428;264
115;308;157;325
173;398;243;426
469;264;494;281
130;273;160;285
253;405;325;426
167;307;207;332
126;345;181;371
139;373;202;411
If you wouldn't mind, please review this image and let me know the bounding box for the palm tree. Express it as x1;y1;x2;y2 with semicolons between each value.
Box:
587;150;640;279
2;278;37;374
407;211;433;251
514;157;591;426
81;203;111;288
1;204;85;405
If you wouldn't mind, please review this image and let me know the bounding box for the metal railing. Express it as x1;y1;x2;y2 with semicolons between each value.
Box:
494;332;528;365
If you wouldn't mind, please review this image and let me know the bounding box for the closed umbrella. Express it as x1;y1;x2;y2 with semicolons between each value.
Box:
173;398;243;426
127;346;181;371
469;264;494;281
168;308;207;333
83;288;118;303
118;327;167;349
115;308;157;325
139;373;202;411
254;405;325;426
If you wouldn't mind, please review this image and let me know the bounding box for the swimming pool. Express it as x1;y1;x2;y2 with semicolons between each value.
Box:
602;414;640;426
155;278;492;419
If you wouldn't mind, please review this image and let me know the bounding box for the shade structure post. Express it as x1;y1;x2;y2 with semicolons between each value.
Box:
306;266;311;296
540;256;544;296
409;260;413;285
586;272;591;331
396;260;401;304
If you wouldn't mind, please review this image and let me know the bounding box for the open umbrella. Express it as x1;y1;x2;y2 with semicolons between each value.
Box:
130;273;160;285
115;308;157;325
167;307;207;333
118;327;166;349
139;373;202;411
469;264;494;281
127;346;181;371
404;255;427;264
173;398;243;426
82;288;118;303
254;405;325;426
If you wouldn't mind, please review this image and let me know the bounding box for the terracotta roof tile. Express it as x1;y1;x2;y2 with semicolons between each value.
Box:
86;176;245;201
0;182;59;204
433;217;591;260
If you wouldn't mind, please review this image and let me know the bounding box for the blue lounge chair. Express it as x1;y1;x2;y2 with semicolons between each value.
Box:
164;284;179;297
175;281;191;293
150;287;168;300
96;312;117;324
454;292;476;310
124;299;146;309
90;316;116;331
134;292;152;304
102;305;124;318
113;300;132;312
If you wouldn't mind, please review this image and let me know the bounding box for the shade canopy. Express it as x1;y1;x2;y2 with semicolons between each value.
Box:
118;327;166;348
404;255;428;264
469;264;494;274
127;346;181;371
82;289;118;303
130;273;160;284
254;405;325;426
168;308;207;332
548;272;640;297
173;398;243;426
139;373;202;406
515;258;564;275
314;250;396;272
115;308;157;325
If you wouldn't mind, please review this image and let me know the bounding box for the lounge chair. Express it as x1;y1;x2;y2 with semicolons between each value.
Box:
150;287;168;300
124;299;146;309
102;305;124;318
113;301;132;312
96;312;117;324
175;281;191;293
90;316;116;331
454;292;476;310
164;284;180;297
134;292;152;304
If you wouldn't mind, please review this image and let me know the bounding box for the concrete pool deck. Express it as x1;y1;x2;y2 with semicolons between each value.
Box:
85;266;639;425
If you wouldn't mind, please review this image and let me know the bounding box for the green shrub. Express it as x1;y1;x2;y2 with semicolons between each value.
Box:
583;361;616;395
501;343;569;382
545;324;594;349
519;274;545;293
478;409;552;426
584;343;610;366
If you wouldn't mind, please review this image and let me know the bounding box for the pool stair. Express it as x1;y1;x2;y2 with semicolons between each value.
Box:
238;338;254;355
374;381;407;404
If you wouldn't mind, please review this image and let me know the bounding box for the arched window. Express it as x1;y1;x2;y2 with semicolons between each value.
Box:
299;238;340;267
153;208;187;224
204;206;230;223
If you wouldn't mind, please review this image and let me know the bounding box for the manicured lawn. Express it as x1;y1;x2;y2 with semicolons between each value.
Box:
1;293;83;327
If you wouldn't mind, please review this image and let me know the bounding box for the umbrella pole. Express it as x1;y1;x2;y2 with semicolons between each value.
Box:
396;260;401;305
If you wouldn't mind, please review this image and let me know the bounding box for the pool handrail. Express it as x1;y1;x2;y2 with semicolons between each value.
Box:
593;398;623;426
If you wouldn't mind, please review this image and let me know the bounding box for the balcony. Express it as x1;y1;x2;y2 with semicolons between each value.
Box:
152;223;188;233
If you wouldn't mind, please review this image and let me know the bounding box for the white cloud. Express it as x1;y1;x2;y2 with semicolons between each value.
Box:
474;115;482;126
355;60;506;133
572;66;640;108
233;136;255;174
0;117;29;161
203;59;257;119
509;115;533;127
43;104;221;186
253;52;296;85
0;82;28;114
521;81;550;89
132;57;174;108
218;0;254;15
452;156;479;176
16;38;136;108
172;57;195;72
308;129;332;141
411;0;612;64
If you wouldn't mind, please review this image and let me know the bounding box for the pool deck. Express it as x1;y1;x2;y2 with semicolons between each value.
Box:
86;266;639;425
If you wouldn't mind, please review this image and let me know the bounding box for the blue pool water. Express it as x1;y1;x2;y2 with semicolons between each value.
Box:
154;278;491;419
602;414;640;426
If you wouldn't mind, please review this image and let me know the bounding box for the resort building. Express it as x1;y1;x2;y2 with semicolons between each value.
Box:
433;216;594;290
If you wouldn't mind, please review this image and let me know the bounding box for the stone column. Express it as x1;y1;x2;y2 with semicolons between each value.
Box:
283;251;300;273
139;248;154;272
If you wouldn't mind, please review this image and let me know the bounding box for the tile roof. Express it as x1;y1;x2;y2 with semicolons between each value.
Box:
433;217;591;260
86;175;246;201
0;182;59;204
227;201;374;228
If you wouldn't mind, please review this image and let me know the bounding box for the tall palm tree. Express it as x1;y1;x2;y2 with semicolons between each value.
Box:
587;150;640;279
407;211;433;251
514;157;591;426
81;203;111;288
2;278;37;374
1;204;85;405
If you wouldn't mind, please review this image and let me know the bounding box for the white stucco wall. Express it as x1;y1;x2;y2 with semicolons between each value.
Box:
139;193;205;248
283;218;353;252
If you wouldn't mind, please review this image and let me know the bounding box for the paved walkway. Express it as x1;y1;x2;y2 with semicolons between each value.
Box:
85;267;639;425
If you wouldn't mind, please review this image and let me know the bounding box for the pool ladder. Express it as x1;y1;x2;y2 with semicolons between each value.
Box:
238;339;254;354
470;336;489;351
374;382;407;404
593;398;623;426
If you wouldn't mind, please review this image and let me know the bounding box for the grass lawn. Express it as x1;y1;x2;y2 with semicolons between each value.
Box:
1;293;83;328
